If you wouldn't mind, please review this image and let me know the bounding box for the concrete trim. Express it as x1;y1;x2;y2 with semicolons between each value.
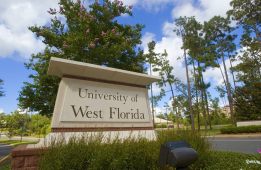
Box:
51;126;154;132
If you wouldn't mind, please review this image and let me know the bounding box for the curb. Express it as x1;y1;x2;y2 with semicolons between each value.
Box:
0;154;10;165
206;134;261;138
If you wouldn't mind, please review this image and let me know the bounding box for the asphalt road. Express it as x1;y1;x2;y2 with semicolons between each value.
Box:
0;135;39;160
209;137;261;154
0;144;12;159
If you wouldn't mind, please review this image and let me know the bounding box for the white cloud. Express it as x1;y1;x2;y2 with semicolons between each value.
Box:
154;106;164;115
172;0;232;22
141;32;156;53
122;0;173;12
204;48;242;87
140;0;235;108
0;25;45;58
121;0;138;6
0;0;59;59
0;108;4;113
142;22;188;83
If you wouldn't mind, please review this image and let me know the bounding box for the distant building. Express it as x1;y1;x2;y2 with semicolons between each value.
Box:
221;105;231;117
155;117;172;124
154;117;183;128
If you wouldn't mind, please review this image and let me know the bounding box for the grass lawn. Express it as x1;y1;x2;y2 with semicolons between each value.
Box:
0;159;11;170
204;151;261;170
199;129;221;136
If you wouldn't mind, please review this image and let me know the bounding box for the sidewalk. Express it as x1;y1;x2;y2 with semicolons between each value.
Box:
0;135;40;142
206;133;261;138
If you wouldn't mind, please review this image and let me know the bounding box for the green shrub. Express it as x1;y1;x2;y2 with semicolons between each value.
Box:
39;130;209;170
155;124;167;128
220;125;261;134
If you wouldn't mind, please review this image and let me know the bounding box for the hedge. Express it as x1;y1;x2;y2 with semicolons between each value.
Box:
39;130;210;170
155;124;167;128
220;125;261;134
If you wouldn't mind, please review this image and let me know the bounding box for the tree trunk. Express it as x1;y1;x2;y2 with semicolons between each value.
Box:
197;62;208;130
201;76;212;129
228;54;236;90
169;83;180;129
149;63;155;128
217;59;228;89
192;59;200;131
184;49;195;130
221;54;235;125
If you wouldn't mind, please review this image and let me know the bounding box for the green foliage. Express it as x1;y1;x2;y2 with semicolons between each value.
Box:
235;82;261;121
202;151;261;170
1;112;51;137
228;0;261;52
155;124;167;128
28;114;51;136
0;160;11;170
39;130;209;170
220;125;261;134
39;130;261;169
228;0;261;121
5;111;30;138
209;98;232;125
19;0;145;116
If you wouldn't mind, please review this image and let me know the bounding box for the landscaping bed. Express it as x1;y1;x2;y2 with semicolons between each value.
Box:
38;130;261;170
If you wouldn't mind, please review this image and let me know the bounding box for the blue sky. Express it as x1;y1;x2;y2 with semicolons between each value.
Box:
0;0;236;114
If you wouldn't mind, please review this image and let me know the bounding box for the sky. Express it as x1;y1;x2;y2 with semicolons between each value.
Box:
0;0;236;114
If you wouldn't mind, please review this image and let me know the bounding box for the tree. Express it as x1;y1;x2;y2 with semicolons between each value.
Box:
203;16;237;125
234;83;261;120
228;0;261;120
0;113;6;138
228;0;261;49
28;114;51;137
146;41;183;129
0;79;4;97
209;97;231;125
229;0;261;84
156;113;166;119
19;0;146;116
5;111;29;141
174;17;195;130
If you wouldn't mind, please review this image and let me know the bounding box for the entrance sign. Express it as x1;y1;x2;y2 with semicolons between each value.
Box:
11;55;161;170
59;78;151;123
48;57;160;132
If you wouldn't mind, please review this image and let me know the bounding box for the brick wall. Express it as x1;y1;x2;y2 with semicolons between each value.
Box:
11;145;46;170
